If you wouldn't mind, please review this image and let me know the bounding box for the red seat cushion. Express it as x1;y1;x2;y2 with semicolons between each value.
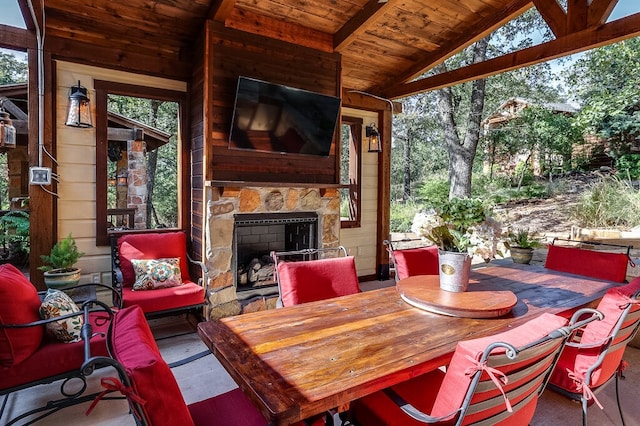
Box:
1;312;110;390
549;277;640;392
545;244;629;283
188;388;268;426
118;232;191;287
392;246;440;280
277;256;360;306
121;281;204;314
0;264;44;367
110;305;194;425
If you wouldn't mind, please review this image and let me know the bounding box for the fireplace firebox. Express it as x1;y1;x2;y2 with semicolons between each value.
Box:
233;212;318;294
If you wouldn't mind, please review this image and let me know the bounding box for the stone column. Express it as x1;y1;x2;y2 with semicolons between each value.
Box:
127;140;147;229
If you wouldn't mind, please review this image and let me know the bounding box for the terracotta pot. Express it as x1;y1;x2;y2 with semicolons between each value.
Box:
438;250;471;292
510;247;534;264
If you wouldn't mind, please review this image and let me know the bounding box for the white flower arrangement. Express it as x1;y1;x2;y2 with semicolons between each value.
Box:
411;198;503;262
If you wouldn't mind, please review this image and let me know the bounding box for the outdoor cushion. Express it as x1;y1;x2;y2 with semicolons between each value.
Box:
131;258;183;290
120;282;204;313
109;305;194;425
545;244;629;283
392;245;439;280
118;232;191;287
1;311;110;390
351;313;568;426
277;256;360;306
40;289;84;343
0;264;43;367
549;277;640;392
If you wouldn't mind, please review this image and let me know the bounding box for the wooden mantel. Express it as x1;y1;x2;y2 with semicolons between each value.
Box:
207;180;346;197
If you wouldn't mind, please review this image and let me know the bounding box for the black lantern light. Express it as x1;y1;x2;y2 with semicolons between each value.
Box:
65;81;93;128
366;123;381;152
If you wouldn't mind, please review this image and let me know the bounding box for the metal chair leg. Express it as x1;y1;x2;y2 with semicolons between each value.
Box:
615;373;626;426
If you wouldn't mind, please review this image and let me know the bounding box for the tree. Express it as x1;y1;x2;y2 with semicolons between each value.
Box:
568;38;640;157
429;9;561;198
0;52;27;84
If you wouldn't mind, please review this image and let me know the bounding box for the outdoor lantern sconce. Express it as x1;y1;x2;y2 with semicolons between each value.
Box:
116;169;128;186
65;80;93;128
366;123;382;152
0;109;16;148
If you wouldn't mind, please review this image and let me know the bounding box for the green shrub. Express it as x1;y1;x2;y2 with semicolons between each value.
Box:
616;154;640;180
570;175;640;228
390;201;421;232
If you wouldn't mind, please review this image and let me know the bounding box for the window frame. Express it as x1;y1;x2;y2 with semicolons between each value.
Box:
94;80;189;246
340;116;362;229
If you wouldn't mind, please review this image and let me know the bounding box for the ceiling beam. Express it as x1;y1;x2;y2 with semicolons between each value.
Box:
0;97;28;120
372;0;533;94
532;0;568;37
567;0;589;32
588;0;619;26
334;0;390;52
382;11;640;99
0;24;35;51
208;0;236;22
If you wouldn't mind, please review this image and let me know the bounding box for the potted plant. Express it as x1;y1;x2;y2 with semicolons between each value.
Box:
505;228;541;264
411;198;503;292
38;233;85;288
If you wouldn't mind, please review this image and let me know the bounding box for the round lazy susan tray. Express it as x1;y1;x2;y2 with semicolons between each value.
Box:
396;275;518;318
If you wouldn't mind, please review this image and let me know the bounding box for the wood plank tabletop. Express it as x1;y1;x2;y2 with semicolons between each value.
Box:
197;262;621;425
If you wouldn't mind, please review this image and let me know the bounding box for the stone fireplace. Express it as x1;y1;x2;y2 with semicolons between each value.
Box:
205;184;340;319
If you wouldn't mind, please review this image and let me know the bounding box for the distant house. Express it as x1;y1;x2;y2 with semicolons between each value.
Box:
479;98;613;177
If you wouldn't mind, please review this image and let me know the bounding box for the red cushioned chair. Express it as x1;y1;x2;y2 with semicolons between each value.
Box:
544;238;632;283
0;264;113;426
87;304;329;426
111;230;209;319
271;246;360;307
349;310;603;426
384;239;439;282
547;277;640;426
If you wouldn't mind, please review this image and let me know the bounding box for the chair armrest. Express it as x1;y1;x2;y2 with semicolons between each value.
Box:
187;252;210;293
383;387;461;423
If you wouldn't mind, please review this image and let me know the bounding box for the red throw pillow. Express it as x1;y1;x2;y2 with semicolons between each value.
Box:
118;232;191;287
0;264;44;366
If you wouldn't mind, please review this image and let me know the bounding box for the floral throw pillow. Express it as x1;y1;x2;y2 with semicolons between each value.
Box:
131;258;183;290
39;289;83;343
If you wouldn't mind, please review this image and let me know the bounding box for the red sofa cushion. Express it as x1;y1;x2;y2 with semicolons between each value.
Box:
392;246;439;280
120;281;204;313
1;311;110;390
0;264;44;367
110;305;194;425
118;232;191;287
545;244;629;283
188;388;268;426
277;256;360;306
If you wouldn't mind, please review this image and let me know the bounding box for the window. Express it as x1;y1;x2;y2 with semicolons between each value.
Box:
340;116;362;228
95;81;188;245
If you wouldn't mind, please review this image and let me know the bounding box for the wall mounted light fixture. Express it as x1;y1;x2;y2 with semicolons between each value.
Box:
116;169;128;186
65;81;93;128
0;109;16;148
366;123;381;152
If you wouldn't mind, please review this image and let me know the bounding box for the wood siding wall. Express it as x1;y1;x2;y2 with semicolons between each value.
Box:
204;21;342;185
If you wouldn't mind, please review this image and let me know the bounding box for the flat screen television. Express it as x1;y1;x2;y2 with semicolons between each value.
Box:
228;77;341;157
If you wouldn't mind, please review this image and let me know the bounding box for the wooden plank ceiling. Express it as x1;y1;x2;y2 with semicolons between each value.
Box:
24;0;640;99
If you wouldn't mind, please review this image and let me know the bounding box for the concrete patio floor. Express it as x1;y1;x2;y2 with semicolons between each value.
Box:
4;277;640;425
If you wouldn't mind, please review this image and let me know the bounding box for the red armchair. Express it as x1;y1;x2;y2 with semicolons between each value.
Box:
350;310;602;426
111;230;209;319
0;264;113;425
384;239;439;282
272;246;360;307
547;277;640;425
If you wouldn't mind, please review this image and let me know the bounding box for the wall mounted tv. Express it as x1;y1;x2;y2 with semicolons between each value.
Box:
228;77;341;157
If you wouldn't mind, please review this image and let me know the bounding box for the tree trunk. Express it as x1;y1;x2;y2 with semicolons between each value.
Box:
436;36;490;199
403;131;412;201
146;100;161;228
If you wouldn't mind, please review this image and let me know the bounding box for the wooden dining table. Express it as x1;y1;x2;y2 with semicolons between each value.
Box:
197;262;623;425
